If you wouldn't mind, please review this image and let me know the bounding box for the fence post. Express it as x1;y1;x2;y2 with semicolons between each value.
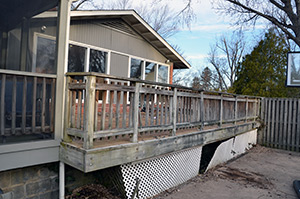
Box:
200;91;204;130
245;97;248;122
83;75;96;149
219;94;223;127
234;95;238;125
132;82;140;143
172;88;177;136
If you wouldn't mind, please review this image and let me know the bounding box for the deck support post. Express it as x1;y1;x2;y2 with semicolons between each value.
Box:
172;88;177;136
219;94;223;127
55;0;72;140
245;97;248;122
132;82;140;143
84;75;96;149
234;96;238;125
59;161;65;199
200;91;204;130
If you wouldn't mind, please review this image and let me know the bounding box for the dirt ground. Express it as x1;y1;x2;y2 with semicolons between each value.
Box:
153;146;300;199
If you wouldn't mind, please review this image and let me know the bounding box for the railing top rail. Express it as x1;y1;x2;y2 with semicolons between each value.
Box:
66;72;262;99
0;69;57;78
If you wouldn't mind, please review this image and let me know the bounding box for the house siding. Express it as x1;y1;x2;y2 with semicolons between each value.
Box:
69;20;167;63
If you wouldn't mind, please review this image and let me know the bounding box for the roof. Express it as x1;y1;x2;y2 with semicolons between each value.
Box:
0;0;58;31
38;10;191;69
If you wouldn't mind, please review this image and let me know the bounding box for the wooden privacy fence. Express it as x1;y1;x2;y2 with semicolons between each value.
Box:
0;69;56;142
65;72;260;149
261;98;300;152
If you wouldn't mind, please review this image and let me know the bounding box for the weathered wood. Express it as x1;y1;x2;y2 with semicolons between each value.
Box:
279;98;284;149
150;94;154;126
94;128;134;138
219;94;223;127
140;87;173;96
139;125;173;133
270;98;275;148
116;85;121;128
77;89;83;129
22;76;27;134
63;76;72;142
61;122;257;172
94;89;99;131
66;128;84;138
83;76;96;149
145;93;150;126
101;90;107;130
234;96;238;126
274;99;279;148
132;83;140;143
0;74;6;135
95;83;135;92
245;97;248;122
292;99;297;151
283;99;288;150
200;92;204;130
266;98;271;147
172;88;177;136
32;77;37;133
122;89;127;128
108;90;114;129
287;99;292;150
11;75;17;135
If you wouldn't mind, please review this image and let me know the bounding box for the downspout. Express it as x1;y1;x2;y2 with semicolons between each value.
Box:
59;162;65;199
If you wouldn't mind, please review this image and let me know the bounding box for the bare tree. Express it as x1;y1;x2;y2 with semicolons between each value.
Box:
214;0;300;47
208;31;246;90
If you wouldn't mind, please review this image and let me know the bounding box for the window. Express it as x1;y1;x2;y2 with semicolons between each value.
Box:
145;62;156;81
89;49;107;73
35;37;56;74
68;44;86;72
130;58;143;79
158;65;168;83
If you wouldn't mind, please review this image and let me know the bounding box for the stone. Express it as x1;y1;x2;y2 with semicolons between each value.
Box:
38;179;51;193
25;182;39;196
11;185;24;199
10;170;23;186
50;177;59;190
23;167;39;182
0;172;11;188
39;167;49;179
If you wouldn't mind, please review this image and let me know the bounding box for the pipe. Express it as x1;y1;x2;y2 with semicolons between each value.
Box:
59;162;65;199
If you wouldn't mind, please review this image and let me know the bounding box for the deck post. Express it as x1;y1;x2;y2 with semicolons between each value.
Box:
63;76;72;142
55;0;72;140
132;82;140;143
200;91;204;130
245;97;248;122
219;94;223;127
172;88;177;136
83;75;96;149
234;95;238;125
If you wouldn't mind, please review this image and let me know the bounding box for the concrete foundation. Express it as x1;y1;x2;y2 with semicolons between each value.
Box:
206;129;257;171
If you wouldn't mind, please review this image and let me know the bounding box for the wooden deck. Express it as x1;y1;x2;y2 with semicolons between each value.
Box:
60;72;261;172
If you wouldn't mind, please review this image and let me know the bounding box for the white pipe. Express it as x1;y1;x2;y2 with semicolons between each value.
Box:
59;161;65;199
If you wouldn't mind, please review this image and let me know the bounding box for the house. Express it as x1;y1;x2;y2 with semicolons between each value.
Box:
0;1;260;199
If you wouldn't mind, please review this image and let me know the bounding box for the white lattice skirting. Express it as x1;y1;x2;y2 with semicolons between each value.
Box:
120;147;202;199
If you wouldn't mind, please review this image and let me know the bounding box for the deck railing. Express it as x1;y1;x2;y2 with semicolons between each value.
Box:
0;69;56;144
65;72;261;149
